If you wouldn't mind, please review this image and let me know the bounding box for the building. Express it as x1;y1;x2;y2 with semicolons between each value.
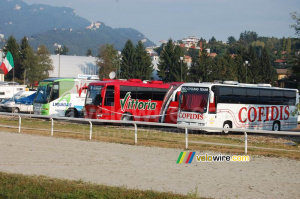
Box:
49;55;98;78
181;36;200;48
276;69;290;88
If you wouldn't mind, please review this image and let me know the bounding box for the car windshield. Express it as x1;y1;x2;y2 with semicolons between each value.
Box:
180;87;209;113
34;83;52;104
86;85;103;105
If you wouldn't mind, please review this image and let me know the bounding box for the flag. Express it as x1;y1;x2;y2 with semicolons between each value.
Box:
0;51;14;75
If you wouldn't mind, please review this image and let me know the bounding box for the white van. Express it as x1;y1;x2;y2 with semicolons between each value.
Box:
3;91;36;113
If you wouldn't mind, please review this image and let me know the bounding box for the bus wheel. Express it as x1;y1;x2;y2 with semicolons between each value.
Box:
66;109;76;117
222;122;232;135
272;121;280;131
121;113;132;121
13;108;20;113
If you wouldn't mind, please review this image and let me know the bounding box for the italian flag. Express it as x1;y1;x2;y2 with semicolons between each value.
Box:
0;51;14;75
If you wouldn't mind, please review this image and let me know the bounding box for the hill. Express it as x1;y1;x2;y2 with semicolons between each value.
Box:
0;0;90;39
0;0;156;55
29;23;155;55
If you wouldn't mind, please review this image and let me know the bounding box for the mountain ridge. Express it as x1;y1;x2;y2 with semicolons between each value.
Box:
0;0;155;55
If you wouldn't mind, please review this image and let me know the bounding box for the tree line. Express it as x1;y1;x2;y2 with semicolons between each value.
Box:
2;36;53;86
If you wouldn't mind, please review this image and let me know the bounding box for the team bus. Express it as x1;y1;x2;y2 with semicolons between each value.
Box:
82;79;182;123
33;78;97;117
178;82;299;133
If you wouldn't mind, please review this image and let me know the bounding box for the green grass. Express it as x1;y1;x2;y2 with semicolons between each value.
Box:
0;172;202;199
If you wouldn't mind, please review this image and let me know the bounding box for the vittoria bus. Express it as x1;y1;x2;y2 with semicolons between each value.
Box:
82;79;182;123
178;82;299;132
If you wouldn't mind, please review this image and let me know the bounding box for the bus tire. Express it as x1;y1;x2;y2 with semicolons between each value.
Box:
13;108;20;113
272;121;280;131
65;109;77;118
222;121;232;135
121;113;133;121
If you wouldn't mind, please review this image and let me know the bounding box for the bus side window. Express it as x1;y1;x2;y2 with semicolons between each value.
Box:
104;86;115;106
50;83;59;102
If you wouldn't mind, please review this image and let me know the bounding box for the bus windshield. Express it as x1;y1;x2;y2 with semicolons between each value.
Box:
86;85;103;105
34;83;52;104
180;87;209;113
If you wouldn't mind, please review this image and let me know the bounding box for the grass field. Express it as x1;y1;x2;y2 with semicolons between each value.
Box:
0;115;299;160
0;172;203;199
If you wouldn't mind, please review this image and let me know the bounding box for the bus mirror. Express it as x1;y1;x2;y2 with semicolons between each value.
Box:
210;91;215;103
79;86;88;97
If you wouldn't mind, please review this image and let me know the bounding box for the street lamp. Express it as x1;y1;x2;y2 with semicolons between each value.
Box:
180;56;183;82
117;51;121;79
54;43;62;77
245;61;250;83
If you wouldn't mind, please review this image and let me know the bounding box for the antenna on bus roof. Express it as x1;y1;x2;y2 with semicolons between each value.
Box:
223;81;239;85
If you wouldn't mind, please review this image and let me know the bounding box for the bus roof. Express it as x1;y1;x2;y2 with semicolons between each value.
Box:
40;78;76;82
88;79;171;88
182;82;298;91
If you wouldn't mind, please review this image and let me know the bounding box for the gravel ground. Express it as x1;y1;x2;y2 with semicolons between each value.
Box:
0;131;299;199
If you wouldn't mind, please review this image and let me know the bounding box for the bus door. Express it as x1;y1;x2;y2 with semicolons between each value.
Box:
206;87;217;128
48;82;65;116
102;85;116;120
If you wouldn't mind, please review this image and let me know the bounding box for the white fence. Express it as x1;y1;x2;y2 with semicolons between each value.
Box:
0;112;299;154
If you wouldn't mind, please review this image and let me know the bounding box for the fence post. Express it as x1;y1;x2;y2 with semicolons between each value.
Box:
134;123;137;145
50;118;54;137
185;127;188;149
18;115;21;133
244;132;248;154
89;121;92;140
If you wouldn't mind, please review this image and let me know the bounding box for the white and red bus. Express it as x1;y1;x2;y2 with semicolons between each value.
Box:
178;82;299;132
83;79;182;123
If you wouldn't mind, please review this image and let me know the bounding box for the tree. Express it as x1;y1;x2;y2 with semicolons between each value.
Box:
55;45;69;55
2;36;21;80
86;49;93;57
290;12;300;89
20;37;31;84
259;47;277;84
286;38;292;53
135;41;153;80
227;36;236;45
97;44;118;80
21;46;39;85
290;12;300;36
120;40;136;79
189;51;214;82
239;31;258;45
36;45;54;81
157;39;188;82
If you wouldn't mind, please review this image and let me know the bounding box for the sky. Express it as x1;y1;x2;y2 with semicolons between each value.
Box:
23;0;300;45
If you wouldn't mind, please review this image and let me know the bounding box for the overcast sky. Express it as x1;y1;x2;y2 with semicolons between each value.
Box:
23;0;299;45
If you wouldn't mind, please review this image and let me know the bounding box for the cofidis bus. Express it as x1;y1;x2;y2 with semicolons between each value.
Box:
83;79;182;123
178;82;299;132
33;78;97;117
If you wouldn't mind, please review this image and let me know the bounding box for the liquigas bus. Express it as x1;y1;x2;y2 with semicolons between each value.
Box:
33;78;97;117
178;82;299;133
82;79;182;123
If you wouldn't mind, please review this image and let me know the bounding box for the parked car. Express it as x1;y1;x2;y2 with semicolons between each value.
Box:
3;91;36;113
0;98;10;111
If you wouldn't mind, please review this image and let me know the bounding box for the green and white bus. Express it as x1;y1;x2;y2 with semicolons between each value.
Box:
33;78;97;117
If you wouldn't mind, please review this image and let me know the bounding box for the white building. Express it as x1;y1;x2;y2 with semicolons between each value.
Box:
182;36;200;48
49;55;98;78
